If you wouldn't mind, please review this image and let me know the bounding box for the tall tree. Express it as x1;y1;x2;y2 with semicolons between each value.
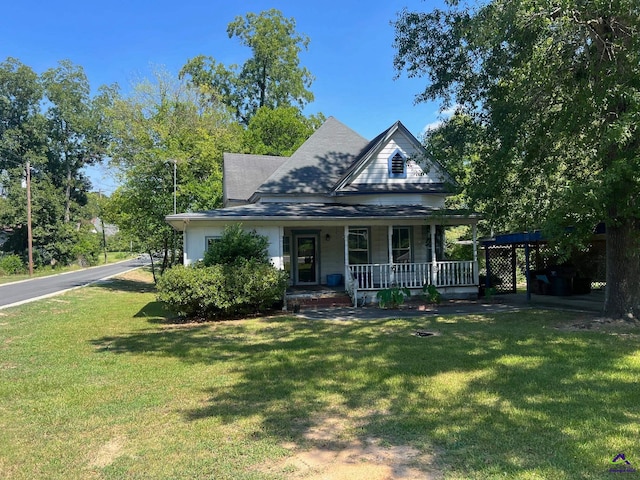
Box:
41;60;107;223
242;106;324;156
105;69;241;277
395;1;640;319
1;58;111;268
421;112;488;211
180;9;314;125
0;58;45;177
0;58;46;269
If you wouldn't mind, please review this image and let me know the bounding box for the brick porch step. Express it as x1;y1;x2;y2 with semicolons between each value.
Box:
286;291;353;309
297;295;353;308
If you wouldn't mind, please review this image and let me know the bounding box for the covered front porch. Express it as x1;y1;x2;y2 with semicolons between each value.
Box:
167;203;481;307
283;221;480;306
341;224;479;305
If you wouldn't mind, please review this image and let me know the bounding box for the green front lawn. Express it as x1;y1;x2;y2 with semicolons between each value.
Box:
0;270;638;479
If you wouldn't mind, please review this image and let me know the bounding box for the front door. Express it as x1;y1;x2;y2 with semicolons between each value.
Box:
295;235;318;284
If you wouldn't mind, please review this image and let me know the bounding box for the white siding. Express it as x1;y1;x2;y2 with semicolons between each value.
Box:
351;131;446;186
183;224;281;267
319;226;345;281
414;226;429;263
370;226;390;264
365;225;430;264
338;194;446;208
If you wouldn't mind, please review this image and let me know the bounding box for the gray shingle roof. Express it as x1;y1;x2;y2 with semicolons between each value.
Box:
166;203;480;229
223;153;288;204
254;117;371;195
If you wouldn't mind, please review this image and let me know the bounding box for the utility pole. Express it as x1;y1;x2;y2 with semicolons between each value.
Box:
173;159;177;215
25;160;33;276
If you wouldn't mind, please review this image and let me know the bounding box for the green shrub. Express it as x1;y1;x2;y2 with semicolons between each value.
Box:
72;228;102;267
156;265;223;318
0;254;25;275
158;225;288;319
203;224;269;266
376;286;411;308
423;284;442;304
157;260;288;319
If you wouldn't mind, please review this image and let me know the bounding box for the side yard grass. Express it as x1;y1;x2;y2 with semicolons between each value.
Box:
0;270;638;479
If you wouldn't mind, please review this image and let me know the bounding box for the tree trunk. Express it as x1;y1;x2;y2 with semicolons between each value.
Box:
64;167;71;223
259;63;267;107
604;218;640;319
148;248;157;284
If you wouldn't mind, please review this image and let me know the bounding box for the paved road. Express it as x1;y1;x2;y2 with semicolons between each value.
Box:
0;257;150;309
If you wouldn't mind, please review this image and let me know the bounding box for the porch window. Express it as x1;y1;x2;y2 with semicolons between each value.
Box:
348;228;369;264
204;236;221;255
392;227;412;263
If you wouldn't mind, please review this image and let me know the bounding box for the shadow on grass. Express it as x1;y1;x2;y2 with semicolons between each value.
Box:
91;311;640;478
97;278;158;294
133;301;174;320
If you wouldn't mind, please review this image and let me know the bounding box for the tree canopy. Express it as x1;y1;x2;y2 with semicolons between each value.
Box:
42;60;107;223
242;106;324;156
0;58;107;268
104;69;242;278
0;10;323;275
394;0;640;318
180;9;314;125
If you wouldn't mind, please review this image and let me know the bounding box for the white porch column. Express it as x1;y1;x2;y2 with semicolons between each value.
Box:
182;223;188;265
430;223;437;285
388;225;394;285
343;225;350;283
472;223;479;285
277;225;284;270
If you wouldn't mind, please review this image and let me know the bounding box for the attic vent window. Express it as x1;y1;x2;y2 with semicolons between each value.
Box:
388;150;407;178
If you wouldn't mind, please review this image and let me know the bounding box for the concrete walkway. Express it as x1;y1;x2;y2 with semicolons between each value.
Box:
497;289;605;314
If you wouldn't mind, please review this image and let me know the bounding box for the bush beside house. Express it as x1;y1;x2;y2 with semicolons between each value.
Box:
157;225;288;319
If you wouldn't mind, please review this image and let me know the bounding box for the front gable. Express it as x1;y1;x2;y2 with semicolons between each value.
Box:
221;118;458;208
333;121;456;195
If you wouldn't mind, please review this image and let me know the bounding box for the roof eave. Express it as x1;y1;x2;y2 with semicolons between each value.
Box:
165;211;481;231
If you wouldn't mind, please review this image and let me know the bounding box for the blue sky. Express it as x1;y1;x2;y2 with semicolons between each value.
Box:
2;0;445;193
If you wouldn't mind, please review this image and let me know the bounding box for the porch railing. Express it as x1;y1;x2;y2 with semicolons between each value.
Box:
347;261;478;290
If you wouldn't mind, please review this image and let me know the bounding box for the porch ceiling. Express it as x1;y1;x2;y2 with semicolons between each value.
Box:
166;203;481;230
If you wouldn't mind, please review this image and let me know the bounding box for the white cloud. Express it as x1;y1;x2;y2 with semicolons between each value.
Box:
422;120;444;135
420;104;462;136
